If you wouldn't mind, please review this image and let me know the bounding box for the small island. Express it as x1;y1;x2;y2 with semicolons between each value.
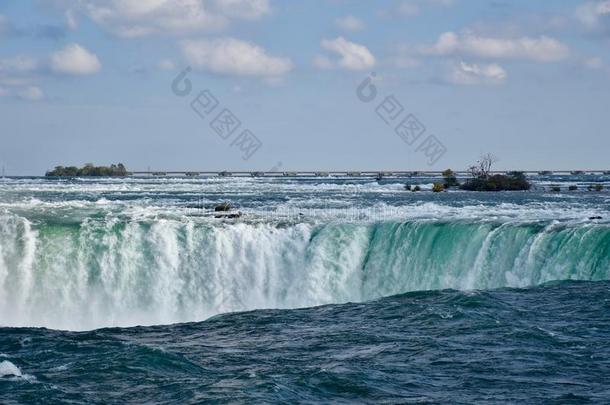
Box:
46;163;129;177
460;154;531;191
426;154;531;192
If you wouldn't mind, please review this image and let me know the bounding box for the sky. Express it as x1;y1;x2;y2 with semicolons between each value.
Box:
0;0;609;175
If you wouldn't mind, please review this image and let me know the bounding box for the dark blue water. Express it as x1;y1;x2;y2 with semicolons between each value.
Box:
2;281;610;404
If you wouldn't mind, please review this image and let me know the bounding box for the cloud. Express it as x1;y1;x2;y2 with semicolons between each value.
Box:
447;61;507;85
18;86;44;101
584;56;604;69
315;37;376;70
211;0;271;20
396;2;420;17
1;13;69;40
36;25;67;40
181;38;293;77
158;59;176;70
0;55;38;74
387;44;422;68
0;13;17;37
65;9;78;30
335;15;365;32
50;44;101;75
576;1;610;36
0;45;101;101
423;31;569;62
388;0;454;18
427;0;455;6
81;0;225;37
0;55;39;93
0;45;99;101
0;14;8;34
66;0;270;38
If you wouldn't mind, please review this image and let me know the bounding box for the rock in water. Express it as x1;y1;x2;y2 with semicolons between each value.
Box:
214;202;231;212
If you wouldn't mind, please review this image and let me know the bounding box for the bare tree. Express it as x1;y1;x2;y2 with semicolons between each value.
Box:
479;153;496;178
468;153;497;179
467;165;480;178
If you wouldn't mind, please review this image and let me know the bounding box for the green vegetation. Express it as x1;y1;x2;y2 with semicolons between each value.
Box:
461;173;531;191
432;182;444;192
459;154;531;192
442;169;459;188
46;163;128;177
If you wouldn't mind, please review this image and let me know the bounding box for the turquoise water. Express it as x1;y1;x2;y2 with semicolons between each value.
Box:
0;175;609;402
2;282;610;403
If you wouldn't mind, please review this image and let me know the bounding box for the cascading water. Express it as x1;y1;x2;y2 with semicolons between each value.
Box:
1;211;608;330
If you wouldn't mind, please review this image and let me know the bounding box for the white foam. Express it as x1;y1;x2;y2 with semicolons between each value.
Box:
0;177;608;331
0;360;22;378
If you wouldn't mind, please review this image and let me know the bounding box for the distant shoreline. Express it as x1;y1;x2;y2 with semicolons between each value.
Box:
43;170;610;178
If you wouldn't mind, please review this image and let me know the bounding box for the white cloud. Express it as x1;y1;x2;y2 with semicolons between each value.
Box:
0;55;38;89
396;2;420;17
423;31;569;62
0;55;38;74
18;86;44;101
576;1;610;29
0;14;9;35
211;0;271;20
585;56;604;69
65;9;78;30
391;55;421;68
390;0;454;18
315;37;376;70
181;38;293;77
82;0;225;37
158;59;176;70
68;0;270;38
427;0;455;6
388;44;421;68
335;15;365;32
447;61;507;85
50;44;101;75
0;46;101;101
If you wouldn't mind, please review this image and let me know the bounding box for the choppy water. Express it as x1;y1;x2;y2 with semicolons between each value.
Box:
1;174;609;402
2;282;610;403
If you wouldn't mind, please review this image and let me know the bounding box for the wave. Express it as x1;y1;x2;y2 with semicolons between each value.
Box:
0;360;23;378
0;213;608;330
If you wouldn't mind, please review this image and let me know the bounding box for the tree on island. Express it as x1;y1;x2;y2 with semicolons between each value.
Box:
467;153;496;179
442;168;459;188
46;163;129;177
460;154;531;191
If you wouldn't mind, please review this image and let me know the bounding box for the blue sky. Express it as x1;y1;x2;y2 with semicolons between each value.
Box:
1;0;609;175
